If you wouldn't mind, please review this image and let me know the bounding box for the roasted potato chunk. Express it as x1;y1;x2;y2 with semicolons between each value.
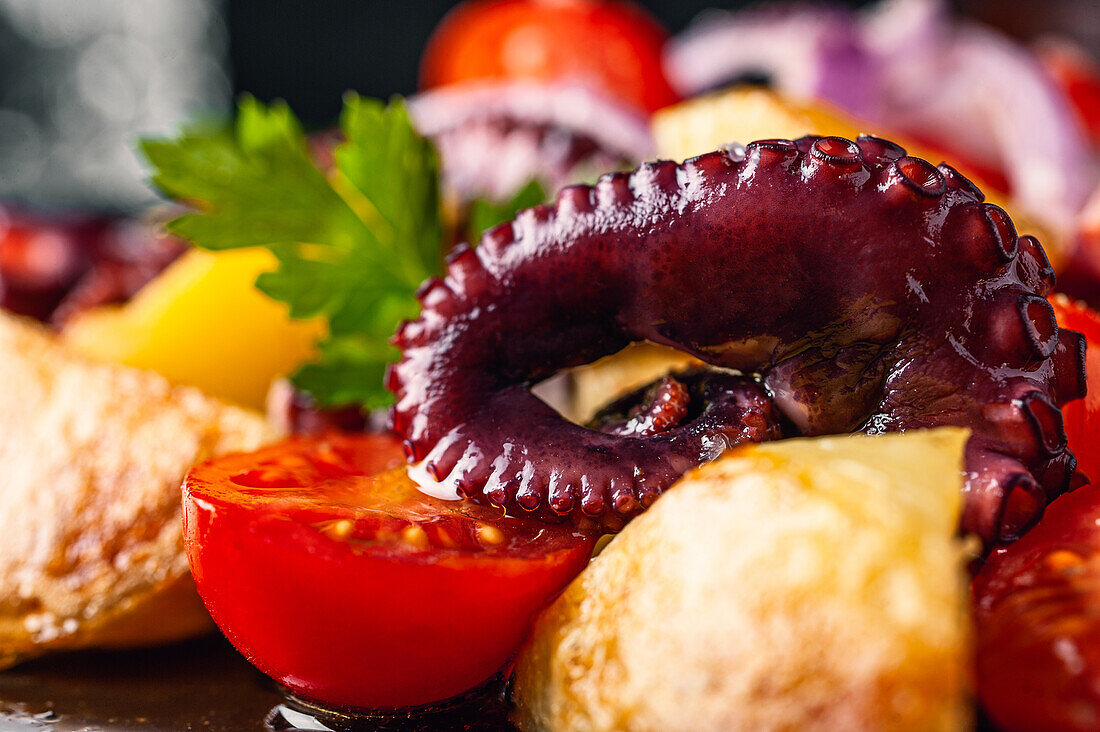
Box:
514;430;973;732
0;313;277;667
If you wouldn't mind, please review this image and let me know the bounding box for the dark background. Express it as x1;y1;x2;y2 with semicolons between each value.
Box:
226;0;1100;128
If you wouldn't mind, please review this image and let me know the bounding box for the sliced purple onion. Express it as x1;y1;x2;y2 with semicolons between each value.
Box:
667;0;1099;237
409;82;655;202
866;0;1097;238
665;5;881;120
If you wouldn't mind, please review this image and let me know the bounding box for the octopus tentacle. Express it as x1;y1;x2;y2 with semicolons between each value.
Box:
389;134;1087;546
590;374;692;438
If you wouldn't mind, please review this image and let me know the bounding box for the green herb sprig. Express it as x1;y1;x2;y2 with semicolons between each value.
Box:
142;94;543;408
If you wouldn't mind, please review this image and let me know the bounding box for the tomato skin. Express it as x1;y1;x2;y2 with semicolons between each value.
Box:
973;482;1100;732
1052;295;1100;482
420;0;679;114
183;433;594;709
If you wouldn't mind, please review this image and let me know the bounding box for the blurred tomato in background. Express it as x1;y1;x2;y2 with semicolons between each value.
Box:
420;0;679;114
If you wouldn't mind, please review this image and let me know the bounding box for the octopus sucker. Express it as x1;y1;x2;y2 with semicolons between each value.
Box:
389;134;1087;546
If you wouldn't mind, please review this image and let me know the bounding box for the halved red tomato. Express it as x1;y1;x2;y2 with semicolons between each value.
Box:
420;0;679;114
973;482;1100;732
182;432;594;709
1052;294;1100;481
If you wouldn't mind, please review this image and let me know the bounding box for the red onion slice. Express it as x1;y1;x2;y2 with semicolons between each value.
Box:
665;5;881;120
667;0;1099;237
409;82;655;201
866;0;1097;238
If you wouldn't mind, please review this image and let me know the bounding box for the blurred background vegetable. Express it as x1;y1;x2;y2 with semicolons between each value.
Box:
0;0;1096;211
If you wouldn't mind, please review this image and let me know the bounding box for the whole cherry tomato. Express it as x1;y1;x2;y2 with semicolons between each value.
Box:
1052;294;1100;482
183;432;594;709
420;0;679;114
973;482;1100;732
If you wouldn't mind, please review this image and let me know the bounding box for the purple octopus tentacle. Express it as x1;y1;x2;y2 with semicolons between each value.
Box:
389;134;1087;546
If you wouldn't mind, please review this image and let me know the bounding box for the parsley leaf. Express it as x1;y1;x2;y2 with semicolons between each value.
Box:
140;93;442;408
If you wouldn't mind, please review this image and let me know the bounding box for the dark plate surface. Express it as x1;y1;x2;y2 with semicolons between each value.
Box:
0;636;516;732
0;636;281;731
0;634;1002;731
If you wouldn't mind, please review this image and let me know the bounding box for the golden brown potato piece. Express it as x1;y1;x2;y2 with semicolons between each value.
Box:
514;430;973;732
0;313;277;668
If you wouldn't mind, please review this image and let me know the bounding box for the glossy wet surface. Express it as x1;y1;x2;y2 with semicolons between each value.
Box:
0;636;516;731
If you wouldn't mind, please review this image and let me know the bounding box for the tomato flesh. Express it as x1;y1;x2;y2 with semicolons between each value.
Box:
183;433;594;709
419;0;679;114
973;482;1100;731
